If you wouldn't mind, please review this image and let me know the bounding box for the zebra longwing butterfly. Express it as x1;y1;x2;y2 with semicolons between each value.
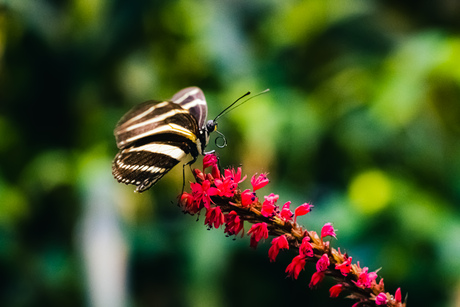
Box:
112;87;233;192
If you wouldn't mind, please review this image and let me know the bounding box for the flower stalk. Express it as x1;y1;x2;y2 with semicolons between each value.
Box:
179;154;406;307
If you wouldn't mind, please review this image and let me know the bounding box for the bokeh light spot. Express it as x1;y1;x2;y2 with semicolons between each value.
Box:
348;169;392;215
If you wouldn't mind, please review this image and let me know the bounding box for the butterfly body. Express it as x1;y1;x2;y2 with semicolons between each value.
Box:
112;87;214;192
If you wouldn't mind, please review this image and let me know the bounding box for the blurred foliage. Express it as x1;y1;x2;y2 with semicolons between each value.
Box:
1;0;460;306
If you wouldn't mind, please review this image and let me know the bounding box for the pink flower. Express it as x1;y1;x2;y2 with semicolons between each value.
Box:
214;177;236;197
375;292;388;305
309;271;325;288
335;256;352;276
354;267;378;289
329;284;343;298
316;254;330;272
179;192;201;214
204;207;224;229
247;222;269;248
261;193;279;217
191;180;218;210
224;167;246;184
224;211;244;237
211;164;221;179
251;173;269;191
241;189;257;207
294;203;313;222
261;202;276;217
280;201;294;221
268;235;289;262
203;153;218;169
193;169;205;182
299;236;314;257
263;193;279;204
395;288;402;303
285;255;306;279
368;271;378;284
321;222;337;240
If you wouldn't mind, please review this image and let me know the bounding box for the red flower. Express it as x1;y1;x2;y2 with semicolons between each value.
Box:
241;189;257;207
264;193;279;204
316;254;330;272
335;256;352;276
179;192;201;214
395;288;402;303
224;167;246;184
280;201;294;222
247;222;269;248
294;203;313;222
203;153;218;169
261;193;279;217
204;207;224;229
329;284;343;298
224;211;244;237
191;180;218;210
211;164;221;179
193;169;205;183
375;292;388;305
285;255;306;279
309;271;325;288
214;177;237;197
261;202;276;217
299;236;314;257
268;235;289;262
321;222;337;240
251;173;269;191
354;267;378;289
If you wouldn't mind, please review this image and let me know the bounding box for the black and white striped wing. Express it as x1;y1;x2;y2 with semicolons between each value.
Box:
114;100;199;149
112;141;189;192
171;87;208;129
112;93;203;192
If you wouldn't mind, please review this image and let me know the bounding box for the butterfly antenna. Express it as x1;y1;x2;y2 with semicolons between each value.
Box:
214;89;270;121
213;91;251;122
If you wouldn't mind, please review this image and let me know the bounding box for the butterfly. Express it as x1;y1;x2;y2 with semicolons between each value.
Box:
112;87;216;192
112;87;267;192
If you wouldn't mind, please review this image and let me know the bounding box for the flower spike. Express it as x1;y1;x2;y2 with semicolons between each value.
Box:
175;162;406;307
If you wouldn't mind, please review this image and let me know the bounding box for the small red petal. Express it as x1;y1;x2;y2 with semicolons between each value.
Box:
309;271;325;288
329;284;343;298
395;287;402;303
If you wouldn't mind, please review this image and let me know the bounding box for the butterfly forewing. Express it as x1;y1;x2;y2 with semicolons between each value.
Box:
114;100;199;149
112;87;209;192
171;87;207;129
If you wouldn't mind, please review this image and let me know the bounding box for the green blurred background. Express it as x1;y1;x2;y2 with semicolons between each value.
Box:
1;0;460;306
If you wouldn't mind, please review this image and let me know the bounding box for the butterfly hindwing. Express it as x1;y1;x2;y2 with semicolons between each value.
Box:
112;140;190;192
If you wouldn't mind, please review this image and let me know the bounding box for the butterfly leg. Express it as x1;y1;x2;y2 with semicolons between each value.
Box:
179;156;198;204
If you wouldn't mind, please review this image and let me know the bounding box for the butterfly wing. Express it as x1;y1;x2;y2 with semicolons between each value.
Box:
114;100;199;149
171;87;208;130
112;92;203;192
112;140;190;192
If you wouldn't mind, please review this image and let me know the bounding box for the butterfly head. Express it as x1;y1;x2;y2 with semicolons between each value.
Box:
205;119;227;149
197;119;221;154
206;119;217;134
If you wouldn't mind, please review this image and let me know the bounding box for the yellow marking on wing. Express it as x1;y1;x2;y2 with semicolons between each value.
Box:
168;123;197;142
